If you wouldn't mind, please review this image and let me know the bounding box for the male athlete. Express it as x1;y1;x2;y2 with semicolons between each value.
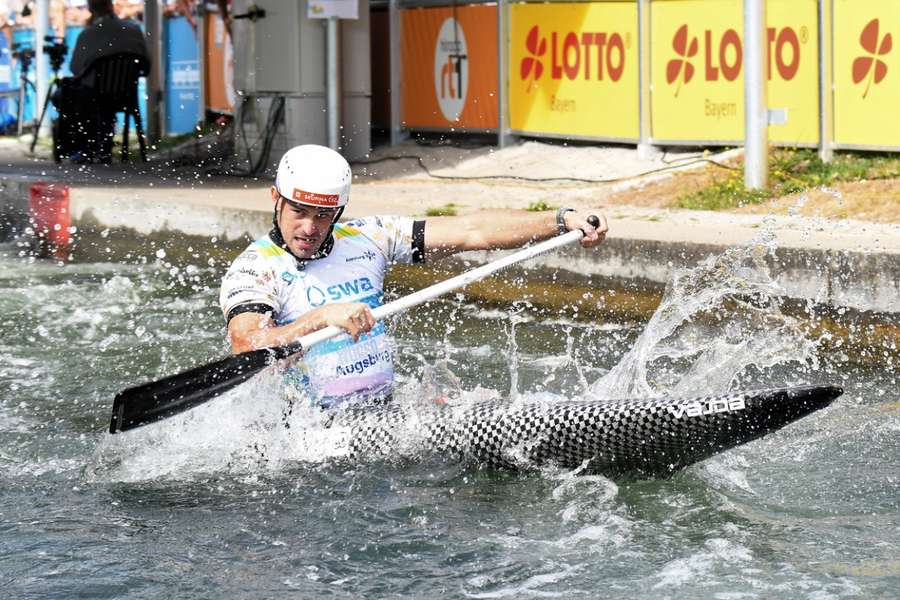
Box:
220;144;608;408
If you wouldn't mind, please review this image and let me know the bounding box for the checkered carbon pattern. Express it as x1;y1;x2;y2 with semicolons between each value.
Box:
339;386;837;478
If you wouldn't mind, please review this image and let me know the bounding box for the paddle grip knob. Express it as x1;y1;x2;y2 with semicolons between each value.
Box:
587;215;600;228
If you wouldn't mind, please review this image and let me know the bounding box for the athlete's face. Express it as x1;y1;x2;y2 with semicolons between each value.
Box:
272;186;339;258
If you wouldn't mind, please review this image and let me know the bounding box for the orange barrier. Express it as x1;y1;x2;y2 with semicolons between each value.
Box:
29;183;70;260
204;11;234;115
400;5;498;130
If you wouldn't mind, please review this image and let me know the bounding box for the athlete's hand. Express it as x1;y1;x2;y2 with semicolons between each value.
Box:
565;211;609;248
322;302;376;341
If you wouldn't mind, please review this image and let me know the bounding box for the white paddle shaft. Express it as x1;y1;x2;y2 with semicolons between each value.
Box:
294;229;586;351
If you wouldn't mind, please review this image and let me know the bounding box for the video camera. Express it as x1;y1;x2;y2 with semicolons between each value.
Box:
43;36;69;73
11;43;35;65
10;37;68;74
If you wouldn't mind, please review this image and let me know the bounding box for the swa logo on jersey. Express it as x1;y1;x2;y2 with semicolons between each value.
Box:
306;277;375;306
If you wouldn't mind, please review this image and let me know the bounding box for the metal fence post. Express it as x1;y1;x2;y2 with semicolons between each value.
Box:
637;0;657;159
818;0;834;162
326;16;342;151
196;2;207;130
144;0;164;143
497;0;514;148
389;0;406;146
35;0;49;138
744;0;768;190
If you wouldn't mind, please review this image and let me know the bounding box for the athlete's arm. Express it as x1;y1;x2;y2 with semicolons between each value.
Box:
423;209;607;261
227;302;376;354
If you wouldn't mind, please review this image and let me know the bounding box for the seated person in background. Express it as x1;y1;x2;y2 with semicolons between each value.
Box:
54;0;149;162
1;1;27;49
113;0;143;22
49;0;65;38
65;0;91;27
69;0;148;80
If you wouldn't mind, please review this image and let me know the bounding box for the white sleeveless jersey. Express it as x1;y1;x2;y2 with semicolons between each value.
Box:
219;216;422;406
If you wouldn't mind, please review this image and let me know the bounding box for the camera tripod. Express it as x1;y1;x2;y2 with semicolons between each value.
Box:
11;45;37;137
30;36;69;154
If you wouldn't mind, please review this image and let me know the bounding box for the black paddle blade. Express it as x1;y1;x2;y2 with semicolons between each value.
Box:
108;343;303;434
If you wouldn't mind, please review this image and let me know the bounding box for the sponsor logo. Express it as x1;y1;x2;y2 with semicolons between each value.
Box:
282;271;296;283
171;60;200;88
225;286;258;299
306;277;375;307
307;285;327;306
665;24;806;95
852;18;892;98
668;396;746;419
345;250;377;263
336;350;392;376
292;188;340;207
666;24;698;97
234;267;272;285
519;25;628;93
521;26;548;92
434;18;469;122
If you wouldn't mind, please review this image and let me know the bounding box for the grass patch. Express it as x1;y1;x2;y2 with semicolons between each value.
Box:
676;148;900;210
425;203;458;217
526;200;555;212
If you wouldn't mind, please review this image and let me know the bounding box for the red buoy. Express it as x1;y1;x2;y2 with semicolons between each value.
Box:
29;182;71;260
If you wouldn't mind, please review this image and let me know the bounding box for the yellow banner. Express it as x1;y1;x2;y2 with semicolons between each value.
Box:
650;0;819;145
833;0;900;148
509;3;639;140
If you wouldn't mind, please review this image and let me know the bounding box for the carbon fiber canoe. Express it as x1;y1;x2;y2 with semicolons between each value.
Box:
335;385;841;478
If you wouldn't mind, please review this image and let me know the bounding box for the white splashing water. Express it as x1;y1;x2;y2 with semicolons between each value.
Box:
88;370;351;482
588;229;818;400
88;226;821;481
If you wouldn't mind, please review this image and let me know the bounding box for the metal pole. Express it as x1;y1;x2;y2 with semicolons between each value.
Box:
196;2;207;128
817;0;833;162
144;0;164;143
326;16;341;151
388;0;404;146
35;0;49;137
743;0;767;190
496;0;513;148
637;0;656;159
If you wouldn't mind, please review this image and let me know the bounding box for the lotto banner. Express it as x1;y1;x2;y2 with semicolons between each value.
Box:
400;6;498;130
509;2;639;141
650;0;819;145
833;0;900;149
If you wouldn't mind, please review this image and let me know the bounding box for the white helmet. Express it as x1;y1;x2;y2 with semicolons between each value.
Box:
274;144;351;208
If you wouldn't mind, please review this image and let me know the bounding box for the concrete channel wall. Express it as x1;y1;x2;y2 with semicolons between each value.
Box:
1;175;898;320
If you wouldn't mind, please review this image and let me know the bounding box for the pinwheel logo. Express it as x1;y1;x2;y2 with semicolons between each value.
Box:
520;25;547;92
666;24;698;96
852;19;892;98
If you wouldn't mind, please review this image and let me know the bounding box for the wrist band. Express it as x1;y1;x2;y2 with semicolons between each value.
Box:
556;207;574;236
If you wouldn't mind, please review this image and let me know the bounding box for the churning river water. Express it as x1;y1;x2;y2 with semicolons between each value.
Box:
0;238;897;599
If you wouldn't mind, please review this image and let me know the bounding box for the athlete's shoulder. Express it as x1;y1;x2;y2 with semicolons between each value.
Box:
246;233;290;259
337;215;411;240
